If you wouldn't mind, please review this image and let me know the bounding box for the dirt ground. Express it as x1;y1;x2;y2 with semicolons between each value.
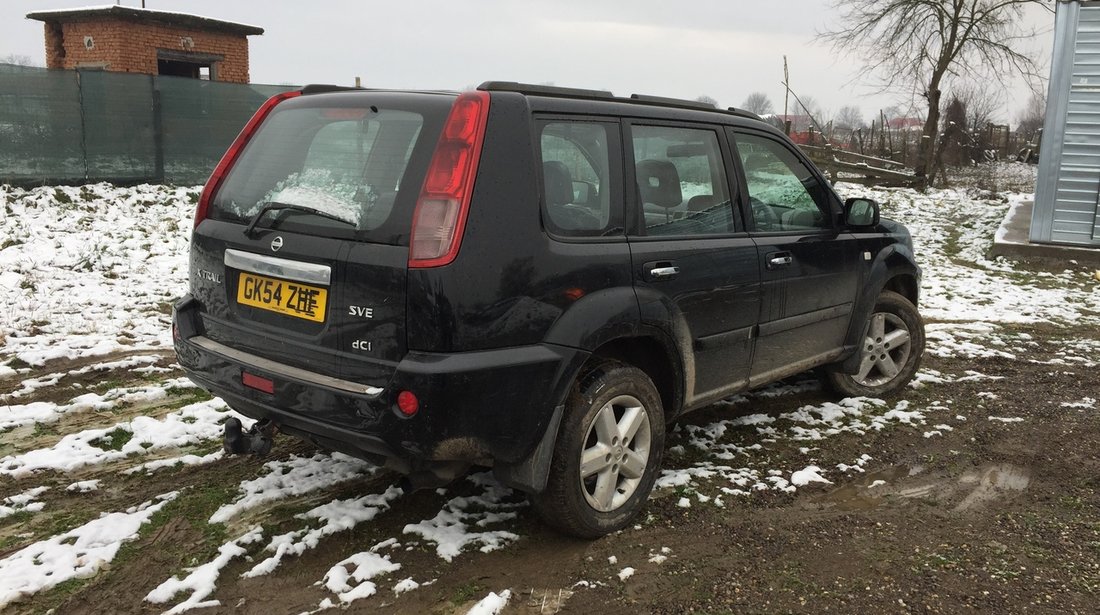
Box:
2;313;1098;615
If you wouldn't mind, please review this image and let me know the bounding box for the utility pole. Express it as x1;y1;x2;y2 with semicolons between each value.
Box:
783;56;791;136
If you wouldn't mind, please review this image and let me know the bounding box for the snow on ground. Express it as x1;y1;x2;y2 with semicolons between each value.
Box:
0;492;178;609
145;526;264;615
3;165;1099;608
208;452;378;524
242;485;404;578
0;398;239;477
402;472;524;562
318;543;402;606
837;172;1100;328
0;183;198;367
0;486;49;519
466;589;512;615
1;376;197;431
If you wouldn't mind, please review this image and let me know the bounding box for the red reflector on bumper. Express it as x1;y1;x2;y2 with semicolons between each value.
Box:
242;371;275;394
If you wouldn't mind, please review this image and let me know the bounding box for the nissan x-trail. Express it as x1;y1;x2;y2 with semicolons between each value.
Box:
173;81;924;537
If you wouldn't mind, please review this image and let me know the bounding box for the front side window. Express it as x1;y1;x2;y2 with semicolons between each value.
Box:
630;125;735;236
539;121;619;236
732;132;831;232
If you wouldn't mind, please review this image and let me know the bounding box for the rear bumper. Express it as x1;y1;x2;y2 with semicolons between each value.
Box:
173;295;588;474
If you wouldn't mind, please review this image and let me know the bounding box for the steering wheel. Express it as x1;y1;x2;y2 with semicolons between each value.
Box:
750;197;780;231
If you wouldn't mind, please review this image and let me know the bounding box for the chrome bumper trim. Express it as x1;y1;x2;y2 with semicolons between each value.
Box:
190;335;384;396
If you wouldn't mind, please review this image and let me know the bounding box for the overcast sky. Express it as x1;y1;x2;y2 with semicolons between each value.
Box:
2;0;1055;123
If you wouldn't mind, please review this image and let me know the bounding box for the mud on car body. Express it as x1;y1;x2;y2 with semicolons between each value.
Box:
173;82;924;537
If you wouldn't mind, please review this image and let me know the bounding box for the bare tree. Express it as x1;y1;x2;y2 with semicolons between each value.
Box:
834;105;865;130
953;81;1004;134
1;54;40;67
696;95;719;107
741;92;774;115
1016;93;1045;143
820;0;1050;188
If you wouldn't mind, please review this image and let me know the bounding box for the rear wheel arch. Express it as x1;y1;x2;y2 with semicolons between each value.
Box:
590;334;683;420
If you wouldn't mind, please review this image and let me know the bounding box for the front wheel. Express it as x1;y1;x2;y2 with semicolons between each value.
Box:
531;360;665;538
826;290;925;398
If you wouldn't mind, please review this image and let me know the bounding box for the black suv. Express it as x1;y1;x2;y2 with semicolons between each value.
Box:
173;82;924;537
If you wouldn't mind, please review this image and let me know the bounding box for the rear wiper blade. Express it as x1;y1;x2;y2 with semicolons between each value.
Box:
243;202;357;237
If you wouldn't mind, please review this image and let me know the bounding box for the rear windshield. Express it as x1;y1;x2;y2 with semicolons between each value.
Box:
209;92;452;244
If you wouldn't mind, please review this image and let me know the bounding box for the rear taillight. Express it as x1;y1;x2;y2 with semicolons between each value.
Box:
194;90;302;229
408;91;490;268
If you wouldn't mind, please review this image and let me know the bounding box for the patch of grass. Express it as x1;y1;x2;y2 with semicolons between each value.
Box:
32;422;58;438
35;509;99;540
52;188;72;204
910;549;964;573
120;485;236;566
451;581;486;605
93;427;133;451
31;577;89;611
0;237;23;250
4;357;31;370
0;510;35;526
164;390;214;410
1060;495;1085;511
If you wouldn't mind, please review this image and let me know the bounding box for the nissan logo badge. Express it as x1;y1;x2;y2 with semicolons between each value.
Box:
270;236;284;252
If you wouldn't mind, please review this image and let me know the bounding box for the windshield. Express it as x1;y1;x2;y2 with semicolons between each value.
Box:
209;92;451;244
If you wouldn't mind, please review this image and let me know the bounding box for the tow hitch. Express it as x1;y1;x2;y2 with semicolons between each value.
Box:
223;417;276;456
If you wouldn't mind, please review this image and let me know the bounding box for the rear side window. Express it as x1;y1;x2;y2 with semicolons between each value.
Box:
539;121;622;237
210;94;448;244
630;125;736;236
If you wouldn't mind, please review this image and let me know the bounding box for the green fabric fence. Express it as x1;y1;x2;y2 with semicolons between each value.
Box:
0;63;296;186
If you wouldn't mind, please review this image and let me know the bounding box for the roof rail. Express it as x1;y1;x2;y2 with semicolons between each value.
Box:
479;81;766;123
725;106;763;121
629;93;716;111
478;81;614;100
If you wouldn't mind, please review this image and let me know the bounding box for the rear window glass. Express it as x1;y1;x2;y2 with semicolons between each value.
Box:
210;94;448;244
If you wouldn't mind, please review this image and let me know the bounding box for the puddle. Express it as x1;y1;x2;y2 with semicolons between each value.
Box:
953;464;1031;511
811;463;1030;513
811;465;911;511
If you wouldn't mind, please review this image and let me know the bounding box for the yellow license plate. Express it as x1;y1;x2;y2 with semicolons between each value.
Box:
237;272;328;322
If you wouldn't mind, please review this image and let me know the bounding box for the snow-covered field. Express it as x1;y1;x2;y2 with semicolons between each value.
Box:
1;165;1099;612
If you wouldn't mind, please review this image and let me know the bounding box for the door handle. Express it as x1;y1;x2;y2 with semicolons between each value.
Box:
649;266;680;279
766;252;793;269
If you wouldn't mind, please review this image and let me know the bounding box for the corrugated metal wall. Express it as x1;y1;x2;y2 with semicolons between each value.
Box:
1033;1;1100;247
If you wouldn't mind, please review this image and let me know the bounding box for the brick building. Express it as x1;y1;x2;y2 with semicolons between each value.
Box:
26;6;263;83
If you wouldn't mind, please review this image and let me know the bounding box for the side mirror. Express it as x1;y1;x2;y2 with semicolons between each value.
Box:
844;197;880;227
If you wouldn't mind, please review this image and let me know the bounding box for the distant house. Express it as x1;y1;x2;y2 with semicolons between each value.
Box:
26;5;263;83
1033;0;1100;248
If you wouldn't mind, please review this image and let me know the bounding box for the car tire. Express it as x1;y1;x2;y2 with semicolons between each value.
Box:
531;360;665;538
827;290;925;398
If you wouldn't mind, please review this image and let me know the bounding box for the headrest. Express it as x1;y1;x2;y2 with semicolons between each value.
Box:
542;161;573;206
687;194;715;212
636;159;682;208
